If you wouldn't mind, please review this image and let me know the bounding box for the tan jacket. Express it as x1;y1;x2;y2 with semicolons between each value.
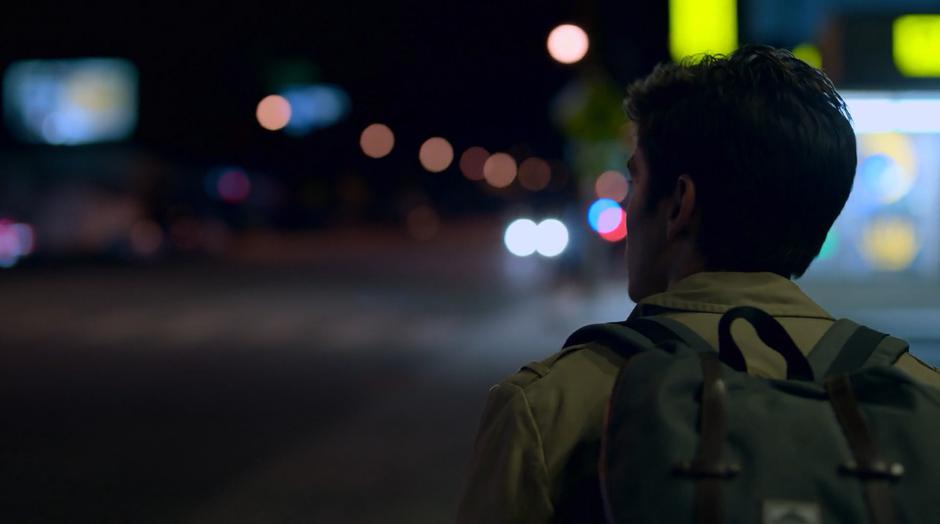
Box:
457;272;940;523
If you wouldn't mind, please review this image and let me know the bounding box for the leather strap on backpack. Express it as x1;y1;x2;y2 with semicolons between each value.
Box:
673;352;740;524
826;374;904;524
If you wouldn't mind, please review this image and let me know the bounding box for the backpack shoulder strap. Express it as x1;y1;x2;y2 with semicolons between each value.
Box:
822;324;887;378
865;335;910;368
807;319;866;378
563;322;656;359
562;315;714;360
628;316;716;353
808;319;910;380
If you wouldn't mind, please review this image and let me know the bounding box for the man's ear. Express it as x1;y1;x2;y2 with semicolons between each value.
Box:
666;174;696;242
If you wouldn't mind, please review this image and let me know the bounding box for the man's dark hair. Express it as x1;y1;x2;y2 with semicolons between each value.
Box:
624;44;857;278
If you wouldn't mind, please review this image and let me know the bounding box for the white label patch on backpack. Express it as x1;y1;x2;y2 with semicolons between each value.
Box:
762;500;821;524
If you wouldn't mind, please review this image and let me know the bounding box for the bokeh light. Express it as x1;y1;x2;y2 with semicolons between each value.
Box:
217;169;252;203
518;157;551;191
360;123;395;159
595;170;629;202
669;0;738;62
587;198;620;232
256;94;292;131
861;216;919;271
419;137;454;173
597;206;624;234
893;15;940;77
406;205;440;241
535;219;569;257
547;24;590;64
858;133;917;205
600;211;628;242
280;84;350;135
459;147;489;181
484;153;518;188
792;43;822;69
504;218;538;257
0;219;35;268
4;58;138;145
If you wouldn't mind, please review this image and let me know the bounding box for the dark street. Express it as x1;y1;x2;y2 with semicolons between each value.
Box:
2;226;938;523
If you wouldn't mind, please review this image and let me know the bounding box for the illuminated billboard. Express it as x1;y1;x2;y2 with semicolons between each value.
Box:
805;91;940;279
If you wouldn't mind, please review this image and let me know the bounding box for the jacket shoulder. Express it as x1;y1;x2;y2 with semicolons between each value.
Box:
501;342;626;390
895;352;940;388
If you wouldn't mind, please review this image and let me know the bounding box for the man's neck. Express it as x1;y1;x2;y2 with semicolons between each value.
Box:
666;241;707;291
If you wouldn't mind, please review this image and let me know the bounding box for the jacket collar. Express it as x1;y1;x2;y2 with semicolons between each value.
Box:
627;271;834;320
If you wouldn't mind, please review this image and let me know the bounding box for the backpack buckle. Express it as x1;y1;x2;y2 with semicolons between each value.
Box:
839;460;905;480
673;460;741;479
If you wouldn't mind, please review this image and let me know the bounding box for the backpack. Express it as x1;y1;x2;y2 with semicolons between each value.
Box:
565;306;940;524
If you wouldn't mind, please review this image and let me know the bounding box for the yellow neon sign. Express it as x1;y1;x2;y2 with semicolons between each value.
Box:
893;15;940;77
669;0;738;62
792;43;822;69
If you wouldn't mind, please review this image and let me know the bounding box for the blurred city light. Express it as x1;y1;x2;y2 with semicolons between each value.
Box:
792;43;822;69
483;153;518;188
535;219;569;257
808;99;940;278
587;198;620;233
600;211;628;242
419;137;454;173
279;84;350;135
858;133;917;207
595;170;629;202
256;94;292;131
459;146;489;181
205;167;252;203
518;157;551;191
669;0;737;62
504;219;538;257
360;123;395;158
0;220;35;268
128;220;164;256
861;216;920;271
217;169;252;204
547;24;589;65
816;228;839;262
504;218;570;257
597;206;624;234
3;58;138;145
893;15;940;77
844;93;940;133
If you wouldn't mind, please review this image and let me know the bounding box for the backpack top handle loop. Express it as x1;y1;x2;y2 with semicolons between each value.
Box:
718;306;815;381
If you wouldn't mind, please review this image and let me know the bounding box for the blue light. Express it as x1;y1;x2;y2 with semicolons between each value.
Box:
3;58;138;145
858;154;899;201
279;84;350;136
588;198;620;232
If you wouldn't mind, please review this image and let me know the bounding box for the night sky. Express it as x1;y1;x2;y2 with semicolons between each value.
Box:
0;2;669;157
